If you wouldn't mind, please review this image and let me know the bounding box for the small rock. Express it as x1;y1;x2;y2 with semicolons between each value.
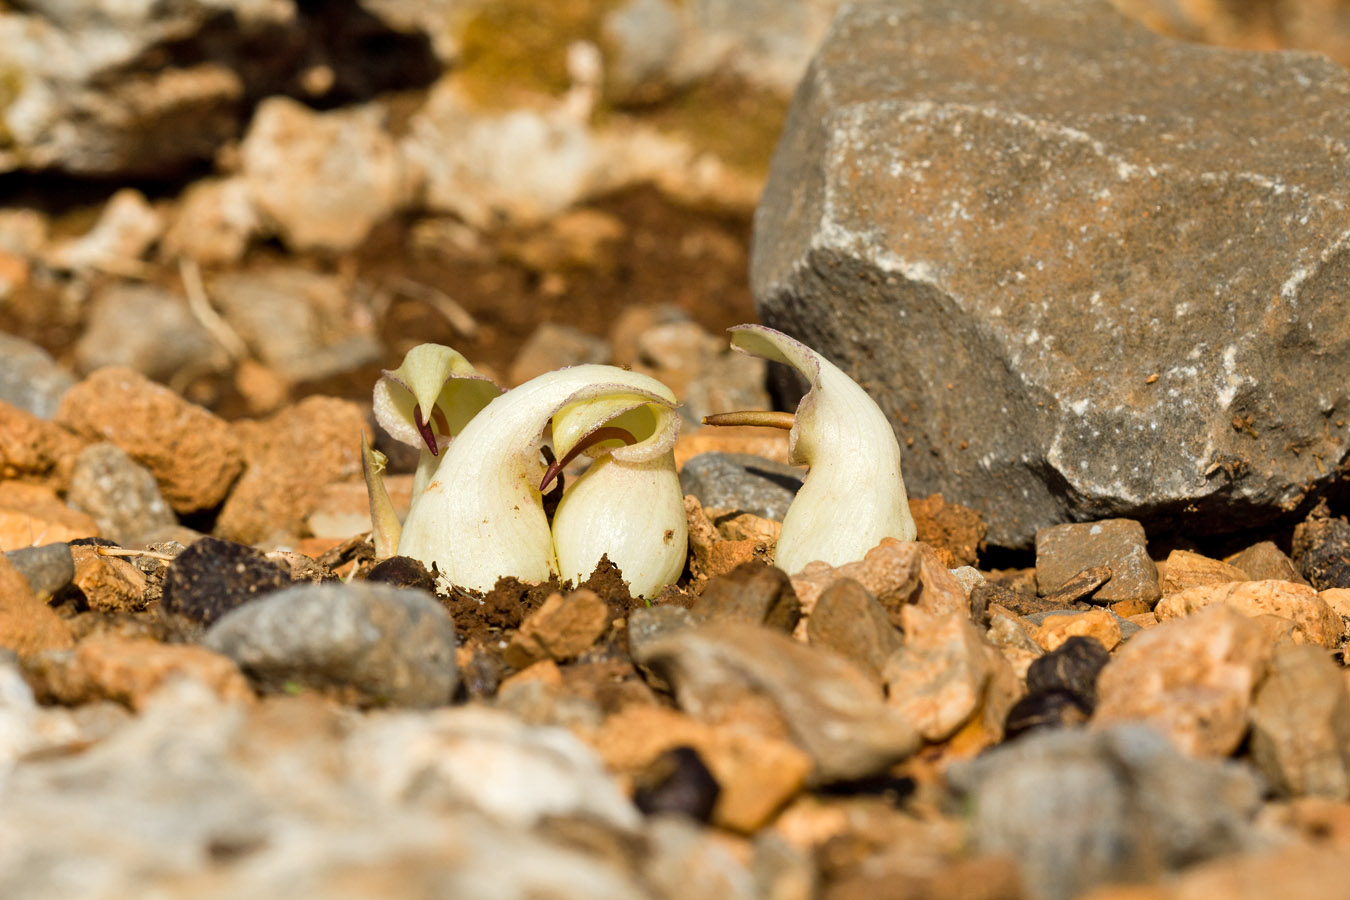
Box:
55;367;244;513
806;578;901;682
0;334;75;419
632;745;721;822
634;622;919;784
65;442;177;546
587;703;812;833
884;605;1020;744
74;284;221;382
210;268;382;385
1160;548;1251;595
26;637;253;710
4;543;74;601
215;396;368;544
909;493;987;567
0;552;73;656
160;537;291;626
70;542;148;613
46;188;163;273
0;400;85;482
1036;519;1160;604
690;561;801;632
204;581;458;707
947;724;1263;900
1032;609;1122;653
1026;636;1111;707
1226;540;1307;585
0;482;100;547
503;589;610;669
241;97;407;253
161;176;260;265
1156;579;1342;648
679;452;803;522
346;706;638;828
1094;604;1271;756
1249;643;1350;800
1293;513;1350;590
508;322;612;386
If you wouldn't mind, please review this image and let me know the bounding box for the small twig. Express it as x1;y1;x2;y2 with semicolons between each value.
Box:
96;546;178;562
391;278;479;339
180;257;250;361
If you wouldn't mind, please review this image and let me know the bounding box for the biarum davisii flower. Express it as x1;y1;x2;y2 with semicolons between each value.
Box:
705;324;916;574
364;343;503;559
548;394;686;596
396;364;686;598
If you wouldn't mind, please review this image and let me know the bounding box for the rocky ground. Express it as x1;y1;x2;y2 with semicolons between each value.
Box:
7;1;1350;899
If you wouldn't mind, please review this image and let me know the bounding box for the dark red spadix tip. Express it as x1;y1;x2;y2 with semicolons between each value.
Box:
538;426;638;493
413;404;439;456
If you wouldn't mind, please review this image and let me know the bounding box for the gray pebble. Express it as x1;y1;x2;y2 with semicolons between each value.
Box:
679;452;803;521
204;582;458;707
3;543;73;600
0;333;75;419
66;442;177;545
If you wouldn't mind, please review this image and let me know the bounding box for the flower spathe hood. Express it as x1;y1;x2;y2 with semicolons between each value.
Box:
727;324;915;573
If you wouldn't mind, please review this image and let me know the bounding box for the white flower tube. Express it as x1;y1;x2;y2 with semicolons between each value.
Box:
723;325;915;574
551;399;686;599
397;365;681;592
372;343;502;499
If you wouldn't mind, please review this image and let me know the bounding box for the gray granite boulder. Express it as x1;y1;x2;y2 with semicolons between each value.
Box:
752;0;1350;547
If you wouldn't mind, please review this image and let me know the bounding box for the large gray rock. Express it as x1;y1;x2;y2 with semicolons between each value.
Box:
204;582;458;707
752;0;1350;547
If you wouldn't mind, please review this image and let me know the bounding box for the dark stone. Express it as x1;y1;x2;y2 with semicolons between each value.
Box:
458;650;504;702
690;561;801;632
1036;520;1159;604
1292;514;1350;591
752;0;1350;547
160;537;291;626
365;555;437;594
678;452;803;521
632;745;721;823
1225;540;1307;585
1003;689;1092;742
1025;636;1111;709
